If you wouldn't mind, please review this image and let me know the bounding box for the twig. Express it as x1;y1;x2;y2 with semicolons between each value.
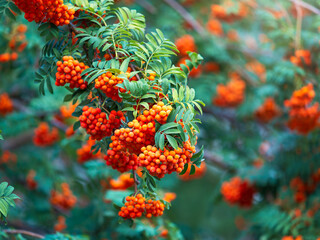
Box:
289;0;320;15
4;229;44;239
132;170;140;194
204;151;236;173
162;0;206;36
294;0;303;50
136;0;157;14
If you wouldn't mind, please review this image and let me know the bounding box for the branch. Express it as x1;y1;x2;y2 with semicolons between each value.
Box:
294;0;303;50
4;229;44;239
162;0;206;36
136;0;157;14
289;0;320;15
132;170;140;194
204;151;236;173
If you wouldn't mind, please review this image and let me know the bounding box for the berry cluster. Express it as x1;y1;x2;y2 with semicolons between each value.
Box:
178;57;202;78
246;61;266;82
290;169;320;203
254;97;281;123
0;53;18;62
290;49;311;67
77;138;102;164
207;19;223;37
26;170;37;190
54;216;66;232
282;236;303;240
56;56;89;89
60;102;77;120
118;194;165;219
0;93;13;116
50;183;77;211
79;107;125;140
13;0;75;26
284;83;320;135
211;2;248;22
163;192;176;203
221;177;256;208
138;141;196;178
213;73;246;108
0;151;17;164
105;102;172;173
94;68;137;102
109;173;134;190
33;122;59;147
175;35;197;56
179;161;207;181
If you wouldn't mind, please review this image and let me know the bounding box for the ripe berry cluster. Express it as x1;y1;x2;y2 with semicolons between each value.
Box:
50;183;77;211
284;83;320;135
118;194;165;219
138;141;196;178
105;102;173;173
221;177;256;208
26;170;37;190
56;56;89;89
54;216;66;232
254;97;281;123
213;72;246;108
33;122;59;147
13;0;75;26
179;162;206;181
0;93;14;116
77;138;102;164
94;68;136;102
109;173;134;190
79;107;125;140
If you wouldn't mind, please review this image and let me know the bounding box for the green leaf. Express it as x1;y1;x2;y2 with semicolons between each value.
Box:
167;135;178;150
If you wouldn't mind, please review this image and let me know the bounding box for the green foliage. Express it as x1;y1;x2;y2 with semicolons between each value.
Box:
0;182;19;222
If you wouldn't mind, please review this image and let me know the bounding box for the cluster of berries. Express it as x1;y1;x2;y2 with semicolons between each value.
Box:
0;93;13;116
0;24;28;63
284;83;320;135
109;173;134;190
175;35;197;56
211;2;249;22
282;236;303;240
105;102;173;173
221;177;256;208
118;194;165;219
94;68;137;102
163;192;176;203
213;73;246;108
56;56;89;90
254;98;281;123
79;107;125;140
26;170;37;190
13;0;75;26
138;141;196;178
290;169;320;203
50;183;77;211
33;122;59;147
77;138;102;164
54;216;66;232
245;61;266;82
290;49;311;67
0;151;17;164
179;162;206;181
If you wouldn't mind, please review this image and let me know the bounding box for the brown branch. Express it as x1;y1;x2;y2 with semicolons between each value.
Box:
162;0;206;36
289;0;320;15
136;0;157;14
132;170;140;194
204;151;236;173
4;229;44;239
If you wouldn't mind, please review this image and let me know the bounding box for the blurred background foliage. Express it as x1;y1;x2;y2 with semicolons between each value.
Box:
1;0;320;239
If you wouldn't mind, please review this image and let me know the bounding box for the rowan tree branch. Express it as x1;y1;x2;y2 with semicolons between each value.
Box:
289;0;320;15
4;229;45;239
162;0;206;36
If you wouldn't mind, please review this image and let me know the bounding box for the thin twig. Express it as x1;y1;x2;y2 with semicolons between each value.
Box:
162;0;206;36
289;0;320;15
204;151;236;173
4;229;44;239
132;170;140;194
294;0;303;50
136;0;157;14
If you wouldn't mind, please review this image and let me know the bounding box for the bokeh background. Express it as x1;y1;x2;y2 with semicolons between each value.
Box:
1;0;320;239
